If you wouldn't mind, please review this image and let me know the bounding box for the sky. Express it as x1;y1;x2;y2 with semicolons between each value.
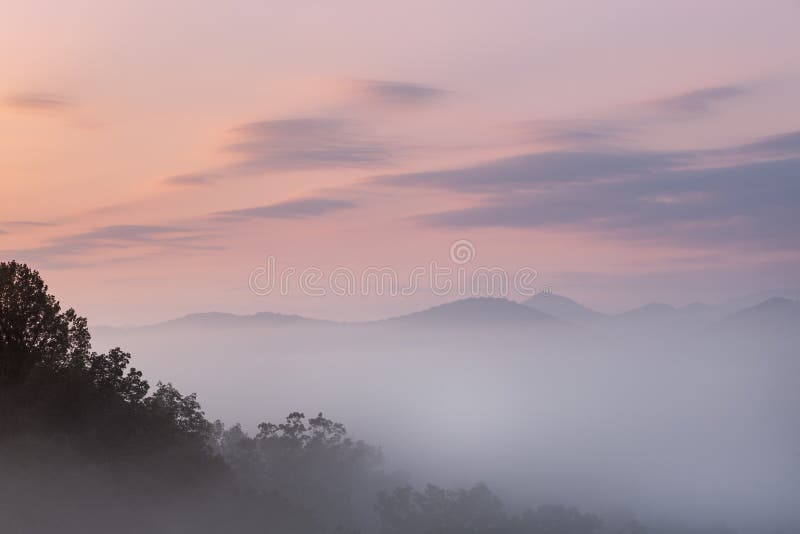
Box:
1;0;800;324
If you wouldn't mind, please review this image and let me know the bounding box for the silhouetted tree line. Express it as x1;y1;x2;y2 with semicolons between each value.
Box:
0;260;667;533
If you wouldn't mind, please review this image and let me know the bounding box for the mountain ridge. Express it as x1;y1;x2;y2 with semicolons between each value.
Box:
93;292;800;332
522;293;605;324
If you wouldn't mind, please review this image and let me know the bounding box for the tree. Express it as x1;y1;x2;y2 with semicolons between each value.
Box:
218;412;391;532
377;483;602;534
85;347;148;404
0;261;215;480
376;483;507;534
144;381;213;441
515;505;602;534
0;261;90;385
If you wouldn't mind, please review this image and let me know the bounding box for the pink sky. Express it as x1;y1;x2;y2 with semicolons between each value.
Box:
2;0;800;324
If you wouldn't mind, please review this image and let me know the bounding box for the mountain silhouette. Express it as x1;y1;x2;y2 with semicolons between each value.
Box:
720;297;800;331
95;295;800;335
717;289;800;315
100;311;331;333
615;302;678;322
523;293;605;324
381;297;557;327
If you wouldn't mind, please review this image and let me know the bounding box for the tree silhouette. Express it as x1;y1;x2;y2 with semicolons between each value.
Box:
218;411;391;532
377;483;602;534
377;483;506;534
0;260;217;480
0;260;90;385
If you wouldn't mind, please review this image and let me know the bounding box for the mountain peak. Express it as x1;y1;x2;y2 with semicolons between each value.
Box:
523;293;604;324
618;302;676;317
721;297;800;331
385;297;557;327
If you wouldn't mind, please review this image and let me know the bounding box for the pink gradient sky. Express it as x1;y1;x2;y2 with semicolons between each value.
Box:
2;0;800;324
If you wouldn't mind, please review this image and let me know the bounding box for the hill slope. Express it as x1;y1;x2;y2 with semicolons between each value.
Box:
523;293;605;324
382;297;557;328
720;297;800;331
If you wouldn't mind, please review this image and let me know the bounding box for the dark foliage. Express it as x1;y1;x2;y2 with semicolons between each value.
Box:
0;261;223;488
377;483;602;534
218;411;397;531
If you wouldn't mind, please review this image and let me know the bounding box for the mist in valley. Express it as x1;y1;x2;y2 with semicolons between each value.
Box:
82;294;800;534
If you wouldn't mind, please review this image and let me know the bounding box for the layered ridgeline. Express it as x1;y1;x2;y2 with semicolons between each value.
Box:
0;261;607;534
95;292;800;335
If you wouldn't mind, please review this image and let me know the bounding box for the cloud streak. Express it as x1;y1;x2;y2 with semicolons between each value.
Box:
5;93;72;111
358;80;448;106
3;220;56;227
735;130;800;158
374;150;688;193
514;83;754;151
517;119;630;147
163;173;217;187
648;84;750;117
2;224;218;268
225;118;392;172
214;197;357;220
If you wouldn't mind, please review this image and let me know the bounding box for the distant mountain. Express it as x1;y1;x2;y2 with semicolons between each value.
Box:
616;302;678;321
678;302;711;314
612;301;730;328
381;297;557;328
522;293;605;324
100;294;800;335
720;297;800;331
95;299;558;333
717;289;800;315
676;301;724;322
97;311;330;333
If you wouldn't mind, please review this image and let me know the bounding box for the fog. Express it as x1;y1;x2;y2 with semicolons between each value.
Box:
91;297;800;533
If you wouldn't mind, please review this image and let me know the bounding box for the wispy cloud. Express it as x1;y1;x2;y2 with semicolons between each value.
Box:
374;150;687;193
514;83;755;150
648;84;750;117
214;197;357;220
735;130;800;158
52;225;216;255
72;225;186;242
3;220;55;227
0;220;56;236
358;80;448;106
517;119;631;147
2;224;218;268
5;92;72;111
163;173;217;187
225;117;393;172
